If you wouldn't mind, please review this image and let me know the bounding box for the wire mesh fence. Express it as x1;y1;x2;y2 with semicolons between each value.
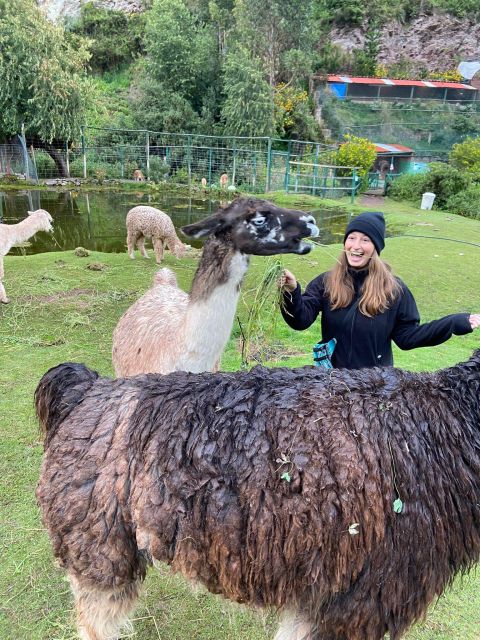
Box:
1;129;364;200
0;138;37;180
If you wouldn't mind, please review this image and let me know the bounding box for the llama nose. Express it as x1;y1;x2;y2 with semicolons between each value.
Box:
301;215;319;238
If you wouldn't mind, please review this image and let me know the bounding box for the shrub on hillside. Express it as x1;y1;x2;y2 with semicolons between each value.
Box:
423;162;472;208
389;163;471;208
449;137;480;179
335;134;376;178
446;186;480;220
388;172;429;202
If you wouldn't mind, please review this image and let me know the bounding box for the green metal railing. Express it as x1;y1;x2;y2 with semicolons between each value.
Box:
287;161;359;203
74;126;345;196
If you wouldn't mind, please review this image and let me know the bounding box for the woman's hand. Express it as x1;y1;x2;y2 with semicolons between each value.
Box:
469;313;480;330
278;269;297;293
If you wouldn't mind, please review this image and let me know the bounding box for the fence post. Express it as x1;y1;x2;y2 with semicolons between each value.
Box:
322;166;327;197
187;135;192;186
81;126;87;179
20;123;29;180
266;137;272;192
146;130;150;180
312;144;319;195
351;168;357;204
30;145;39;183
232;139;237;186
284;140;292;191
65;140;70;177
208;147;212;186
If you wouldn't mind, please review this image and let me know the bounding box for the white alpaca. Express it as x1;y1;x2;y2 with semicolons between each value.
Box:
126;206;188;264
0;209;53;303
112;198;318;376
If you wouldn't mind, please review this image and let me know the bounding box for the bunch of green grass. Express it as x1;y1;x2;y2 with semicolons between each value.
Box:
239;258;285;368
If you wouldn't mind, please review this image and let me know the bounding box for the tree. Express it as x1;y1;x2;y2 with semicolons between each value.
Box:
67;2;145;73
221;46;274;137
0;0;91;175
143;0;219;115
233;0;319;87
131;76;202;133
353;17;381;77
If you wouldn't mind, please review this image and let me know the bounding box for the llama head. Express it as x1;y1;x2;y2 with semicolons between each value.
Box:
28;209;53;233
180;198;319;256
171;240;187;259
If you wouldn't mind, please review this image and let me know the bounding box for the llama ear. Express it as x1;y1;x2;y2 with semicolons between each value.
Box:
181;215;226;239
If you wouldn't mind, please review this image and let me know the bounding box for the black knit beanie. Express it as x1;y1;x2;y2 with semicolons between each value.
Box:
343;211;386;254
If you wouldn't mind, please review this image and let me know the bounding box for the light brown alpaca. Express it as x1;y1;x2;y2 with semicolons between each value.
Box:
219;173;228;188
126;206;188;264
112;198;318;376
132;169;145;182
0;209;53;303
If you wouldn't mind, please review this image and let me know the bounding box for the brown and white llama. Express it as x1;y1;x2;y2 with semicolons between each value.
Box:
112;198;319;376
0;209;53;303
126;205;188;264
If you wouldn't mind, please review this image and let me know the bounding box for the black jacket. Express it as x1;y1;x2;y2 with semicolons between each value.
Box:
281;268;472;369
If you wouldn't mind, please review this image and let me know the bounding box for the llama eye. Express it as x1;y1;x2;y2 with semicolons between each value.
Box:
250;215;266;227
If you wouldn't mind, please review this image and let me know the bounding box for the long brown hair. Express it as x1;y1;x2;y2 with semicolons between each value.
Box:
324;251;401;317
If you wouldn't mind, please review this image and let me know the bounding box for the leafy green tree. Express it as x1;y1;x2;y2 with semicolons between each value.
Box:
318;0;366;25
139;0;220;126
0;0;91;175
221;46;274;137
131;76;202;133
353;18;381;76
233;0;319;86
67;2;145;73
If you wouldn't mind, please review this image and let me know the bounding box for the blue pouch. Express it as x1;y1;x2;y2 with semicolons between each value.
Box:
312;338;337;369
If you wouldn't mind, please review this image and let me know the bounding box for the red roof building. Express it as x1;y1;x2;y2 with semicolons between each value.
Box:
323;75;478;103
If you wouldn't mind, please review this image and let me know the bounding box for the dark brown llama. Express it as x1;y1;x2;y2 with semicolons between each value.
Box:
35;351;480;640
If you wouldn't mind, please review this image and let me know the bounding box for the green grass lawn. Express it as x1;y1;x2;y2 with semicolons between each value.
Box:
0;197;479;639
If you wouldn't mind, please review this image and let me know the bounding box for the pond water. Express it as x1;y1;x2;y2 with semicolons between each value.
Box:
0;189;350;255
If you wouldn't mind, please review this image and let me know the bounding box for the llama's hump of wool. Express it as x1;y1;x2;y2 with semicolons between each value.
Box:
112;275;189;376
126;206;176;238
153;267;178;287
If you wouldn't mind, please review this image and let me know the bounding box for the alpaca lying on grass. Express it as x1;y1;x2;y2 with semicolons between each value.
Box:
36;350;480;640
126;205;188;264
0;208;53;303
113;198;319;376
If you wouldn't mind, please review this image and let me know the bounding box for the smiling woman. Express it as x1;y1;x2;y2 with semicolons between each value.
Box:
279;211;478;369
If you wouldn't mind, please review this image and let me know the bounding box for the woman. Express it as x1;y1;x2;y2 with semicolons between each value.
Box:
280;211;479;369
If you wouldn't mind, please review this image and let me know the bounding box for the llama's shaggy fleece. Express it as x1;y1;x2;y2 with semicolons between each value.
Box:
126;205;188;263
36;352;480;639
0;208;53;303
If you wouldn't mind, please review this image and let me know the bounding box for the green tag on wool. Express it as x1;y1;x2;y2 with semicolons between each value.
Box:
393;498;403;513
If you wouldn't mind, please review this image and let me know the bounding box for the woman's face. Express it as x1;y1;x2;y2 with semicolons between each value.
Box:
344;231;376;269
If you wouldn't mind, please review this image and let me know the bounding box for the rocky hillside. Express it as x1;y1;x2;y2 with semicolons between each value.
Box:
331;13;480;72
37;0;142;21
37;2;479;73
